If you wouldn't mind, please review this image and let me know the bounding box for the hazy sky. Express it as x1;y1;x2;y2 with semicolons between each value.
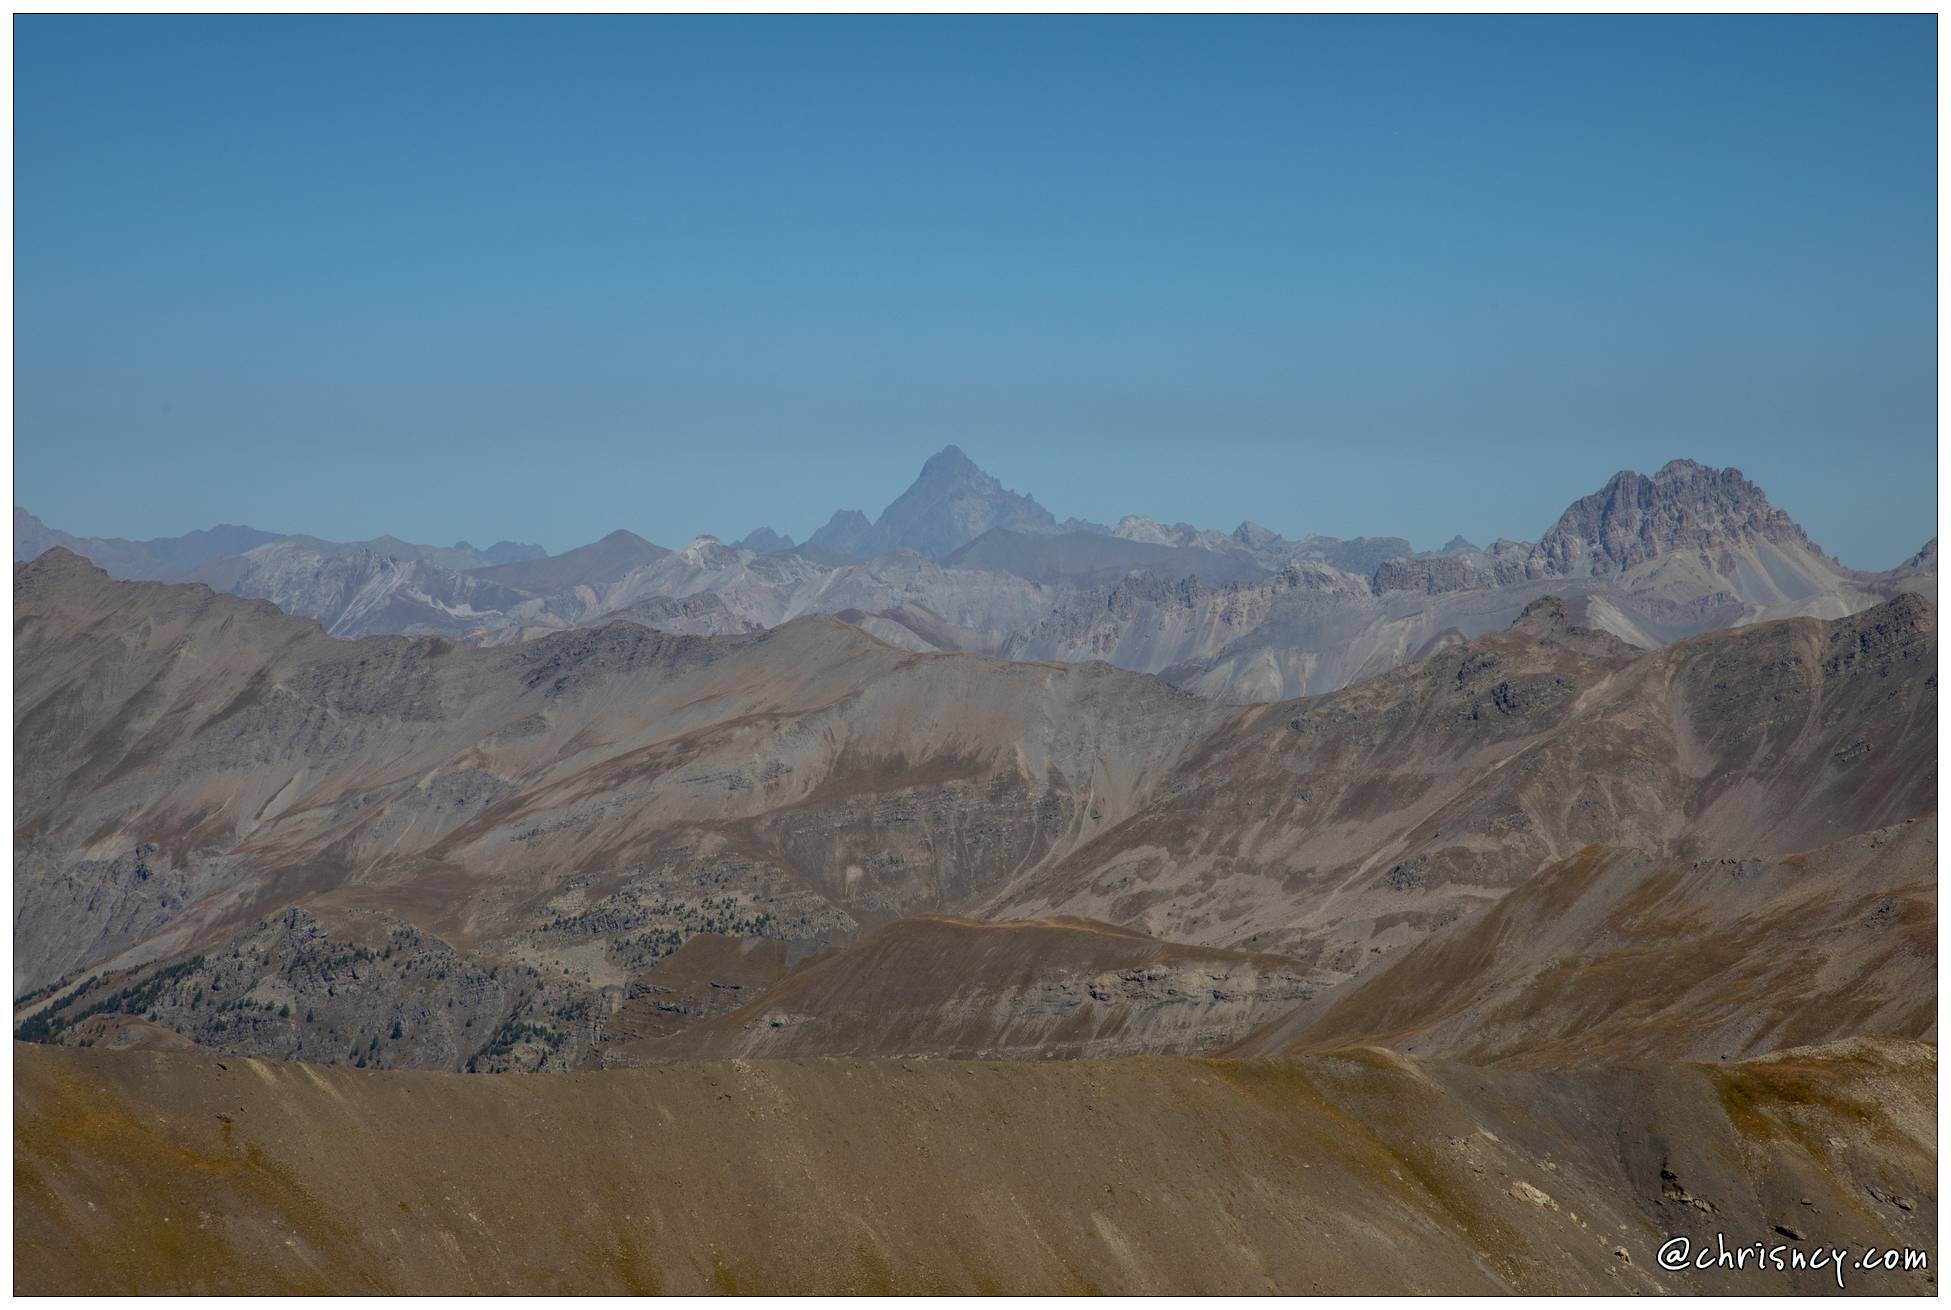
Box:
16;15;1936;568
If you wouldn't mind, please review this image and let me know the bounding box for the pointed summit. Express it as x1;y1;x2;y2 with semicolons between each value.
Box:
1233;521;1282;550
921;443;979;475
732;527;795;555
874;447;1058;559
807;509;874;557
808;448;1060;561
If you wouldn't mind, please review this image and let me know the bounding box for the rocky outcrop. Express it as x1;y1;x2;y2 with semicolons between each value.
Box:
635;916;1315;1062
201;541;535;638
1370;554;1486;595
1890;536;1937;577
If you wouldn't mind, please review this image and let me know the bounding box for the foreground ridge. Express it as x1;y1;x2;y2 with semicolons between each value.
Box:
15;1038;1934;1295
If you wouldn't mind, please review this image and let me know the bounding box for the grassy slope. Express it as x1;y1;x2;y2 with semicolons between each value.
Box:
16;1038;1934;1295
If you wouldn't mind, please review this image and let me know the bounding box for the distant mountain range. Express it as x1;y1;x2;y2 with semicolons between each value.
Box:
16;448;1935;701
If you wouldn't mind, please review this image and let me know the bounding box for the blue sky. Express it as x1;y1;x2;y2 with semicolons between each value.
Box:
15;15;1937;566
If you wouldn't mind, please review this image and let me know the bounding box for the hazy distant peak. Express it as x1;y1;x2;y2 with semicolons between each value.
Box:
733;527;795;554
807;508;874;557
480;540;547;564
13;507;284;583
921;443;979;475
1113;515;1173;544
813;448;1059;561
1232;521;1282;549
906;444;1009;497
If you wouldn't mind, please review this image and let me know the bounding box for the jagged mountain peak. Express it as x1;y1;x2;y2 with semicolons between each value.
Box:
733;527;795;554
1534;459;1820;579
806;508;874;556
479;540;548;565
904;444;1014;497
812;448;1059;561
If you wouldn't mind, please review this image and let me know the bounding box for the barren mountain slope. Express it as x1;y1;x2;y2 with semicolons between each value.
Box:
14;549;1233;1005
993;594;1936;977
15;552;1934;1073
16;1038;1935;1294
1238;820;1937;1067
944;527;1269;586
195;540;537;639
595;539;1062;636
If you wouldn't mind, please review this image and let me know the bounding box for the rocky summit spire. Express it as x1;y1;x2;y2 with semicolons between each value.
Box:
1532;460;1819;578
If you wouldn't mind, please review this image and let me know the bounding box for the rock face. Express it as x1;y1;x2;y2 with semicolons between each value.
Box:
198;541;536;639
1891;536;1937;576
1529;459;1823;579
1371;554;1484;595
1114;515;1234;552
